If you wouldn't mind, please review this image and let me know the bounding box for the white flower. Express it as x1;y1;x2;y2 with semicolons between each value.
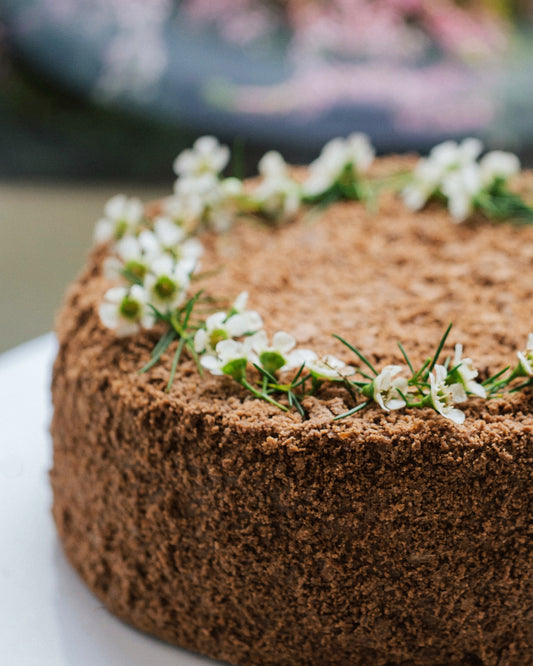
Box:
441;163;483;222
174;175;243;233
428;365;467;424
280;348;320;372
99;284;154;337
429;138;483;171
254;177;301;220
206;177;244;232
94;194;144;244
254;151;301;220
402;160;445;211
517;333;533;376
245;330;297;374
452;344;486;398
103;234;156;282
162;193;204;233
144;254;192;311
194;312;231;354
303;133;375;197
194;303;263;355
232;291;249;313
371;365;409;411
200;339;248;380
402;138;483;213
305;353;355;380
479;151;520;188
139;217;203;267
258;150;289;179
173;136;230;179
174;172;220;200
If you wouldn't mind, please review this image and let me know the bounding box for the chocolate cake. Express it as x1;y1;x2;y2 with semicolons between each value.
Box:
50;154;532;665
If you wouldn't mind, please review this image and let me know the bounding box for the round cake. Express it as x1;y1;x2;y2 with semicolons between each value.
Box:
50;143;532;665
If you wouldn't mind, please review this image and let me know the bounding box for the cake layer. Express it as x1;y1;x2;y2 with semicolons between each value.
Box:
51;166;533;665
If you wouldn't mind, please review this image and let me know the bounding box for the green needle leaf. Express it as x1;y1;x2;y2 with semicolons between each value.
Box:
509;379;532;394
398;342;414;376
139;327;177;374
428;323;453;374
482;366;510;386
333;334;378;376
252;362;278;384
333;400;370;421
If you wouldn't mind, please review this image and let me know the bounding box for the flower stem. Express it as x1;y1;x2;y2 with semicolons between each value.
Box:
241;379;289;411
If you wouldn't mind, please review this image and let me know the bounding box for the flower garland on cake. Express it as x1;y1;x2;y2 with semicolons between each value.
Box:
95;135;533;425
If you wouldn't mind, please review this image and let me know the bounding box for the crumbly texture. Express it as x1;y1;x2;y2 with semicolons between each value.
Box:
51;159;533;665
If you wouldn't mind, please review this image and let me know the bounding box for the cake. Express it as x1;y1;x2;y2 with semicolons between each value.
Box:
50;137;532;665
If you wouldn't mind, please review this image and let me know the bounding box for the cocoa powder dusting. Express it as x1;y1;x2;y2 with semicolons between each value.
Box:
51;163;532;665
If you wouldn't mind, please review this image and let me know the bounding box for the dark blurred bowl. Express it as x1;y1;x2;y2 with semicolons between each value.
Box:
3;0;533;175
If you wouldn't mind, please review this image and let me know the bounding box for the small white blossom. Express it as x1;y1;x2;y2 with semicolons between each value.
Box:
173;136;230;179
429;138;483;171
174;175;243;233
305;353;355;380
372;365;409;411
94;194;144;244
279;348;320;372
402;138;483;213
194;303;263;356
245;330;297;374
441;163;483;222
303;133;375;197
144;254;192;311
452;344;486;398
205;177;244;232
479;151;521;187
402;160;445;211
149;216;186;248
233;291;249;313
139;217;203;267
162;193;204;233
174;172;220;200
194;312;230;355
99;284;154;337
517;333;533;376
258;150;289;179
200;339;248;380
428;364;467;424
254;151;301;220
103;234;156;282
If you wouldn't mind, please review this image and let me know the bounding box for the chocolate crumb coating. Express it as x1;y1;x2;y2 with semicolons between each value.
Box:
51;160;533;665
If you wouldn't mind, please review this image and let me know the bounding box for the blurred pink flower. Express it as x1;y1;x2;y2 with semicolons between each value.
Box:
231;60;496;132
183;0;511;60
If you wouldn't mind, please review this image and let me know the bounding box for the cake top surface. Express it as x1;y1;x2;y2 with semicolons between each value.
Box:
55;137;533;458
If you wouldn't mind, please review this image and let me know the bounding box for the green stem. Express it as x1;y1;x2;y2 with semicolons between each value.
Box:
333;401;370;421
241;380;288;412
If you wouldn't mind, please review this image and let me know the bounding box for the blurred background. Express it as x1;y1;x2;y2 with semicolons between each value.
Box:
1;0;533;352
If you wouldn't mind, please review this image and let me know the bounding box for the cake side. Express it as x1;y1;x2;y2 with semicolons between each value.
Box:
51;177;533;665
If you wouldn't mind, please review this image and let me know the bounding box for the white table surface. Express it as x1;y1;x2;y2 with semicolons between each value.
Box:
0;335;214;666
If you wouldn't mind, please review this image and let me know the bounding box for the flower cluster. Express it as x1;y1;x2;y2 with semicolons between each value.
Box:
402;138;529;222
329;328;487;425
159;134;379;235
193;293;354;412
193;306;533;424
95;197;203;337
93;134;533;423
302;133;375;202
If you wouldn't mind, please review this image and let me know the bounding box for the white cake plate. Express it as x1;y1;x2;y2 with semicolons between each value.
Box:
0;335;218;666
